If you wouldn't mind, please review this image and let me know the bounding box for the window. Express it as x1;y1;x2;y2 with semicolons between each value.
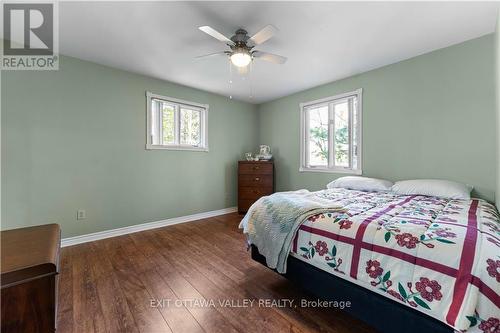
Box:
146;92;208;151
300;89;362;174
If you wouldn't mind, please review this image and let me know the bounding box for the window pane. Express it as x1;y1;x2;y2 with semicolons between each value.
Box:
161;103;175;145
352;97;359;170
151;100;160;145
334;101;349;167
308;106;328;166
180;108;201;146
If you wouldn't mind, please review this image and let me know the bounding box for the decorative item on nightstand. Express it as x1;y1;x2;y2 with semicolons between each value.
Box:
238;160;275;214
255;145;273;160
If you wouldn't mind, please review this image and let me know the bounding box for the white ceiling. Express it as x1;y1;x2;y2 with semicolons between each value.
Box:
57;1;499;104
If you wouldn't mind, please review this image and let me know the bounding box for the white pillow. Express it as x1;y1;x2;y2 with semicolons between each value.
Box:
327;176;394;192
391;179;472;200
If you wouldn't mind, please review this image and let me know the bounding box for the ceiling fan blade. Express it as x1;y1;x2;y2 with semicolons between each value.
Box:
198;26;235;45
249;25;278;45
195;51;228;59
253;51;287;64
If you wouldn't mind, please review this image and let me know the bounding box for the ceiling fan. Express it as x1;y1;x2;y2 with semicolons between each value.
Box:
196;25;287;68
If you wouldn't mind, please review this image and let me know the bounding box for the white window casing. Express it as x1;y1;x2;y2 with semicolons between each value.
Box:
299;89;362;174
146;91;209;151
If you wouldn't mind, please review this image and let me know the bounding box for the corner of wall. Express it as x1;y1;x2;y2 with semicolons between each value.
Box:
255;103;263;145
496;10;500;209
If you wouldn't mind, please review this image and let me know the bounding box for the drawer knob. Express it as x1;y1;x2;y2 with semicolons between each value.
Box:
255;177;260;181
253;166;260;170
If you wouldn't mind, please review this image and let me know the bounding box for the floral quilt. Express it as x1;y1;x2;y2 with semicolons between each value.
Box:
287;188;499;332
239;190;344;273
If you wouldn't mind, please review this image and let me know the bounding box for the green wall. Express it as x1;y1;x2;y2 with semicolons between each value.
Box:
257;35;496;202
1;56;258;237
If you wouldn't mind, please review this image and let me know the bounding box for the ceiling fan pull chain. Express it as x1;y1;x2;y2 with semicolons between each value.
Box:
249;62;254;100
228;59;233;100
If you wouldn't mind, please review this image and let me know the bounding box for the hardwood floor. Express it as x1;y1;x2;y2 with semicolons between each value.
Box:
57;213;377;333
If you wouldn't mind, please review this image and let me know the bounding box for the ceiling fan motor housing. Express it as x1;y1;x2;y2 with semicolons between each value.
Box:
231;29;250;45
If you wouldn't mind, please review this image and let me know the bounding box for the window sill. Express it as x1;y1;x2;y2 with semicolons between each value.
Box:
146;144;209;152
299;166;362;175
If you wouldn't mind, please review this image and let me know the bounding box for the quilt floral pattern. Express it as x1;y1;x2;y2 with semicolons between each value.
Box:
289;188;500;333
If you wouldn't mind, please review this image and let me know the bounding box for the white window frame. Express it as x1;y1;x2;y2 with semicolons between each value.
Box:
146;91;209;151
299;89;362;174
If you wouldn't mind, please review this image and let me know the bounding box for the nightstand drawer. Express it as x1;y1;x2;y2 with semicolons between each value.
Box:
239;175;273;187
239;186;273;200
238;163;273;175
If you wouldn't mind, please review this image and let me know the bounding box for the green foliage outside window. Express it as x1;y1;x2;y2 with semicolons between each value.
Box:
309;126;348;161
162;107;175;144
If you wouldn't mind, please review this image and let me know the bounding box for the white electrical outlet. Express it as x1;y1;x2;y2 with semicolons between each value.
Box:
77;209;86;220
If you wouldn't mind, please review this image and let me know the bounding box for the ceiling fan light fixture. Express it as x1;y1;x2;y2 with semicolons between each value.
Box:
230;52;252;67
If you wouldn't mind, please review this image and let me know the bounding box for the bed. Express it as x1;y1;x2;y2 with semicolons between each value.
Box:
240;188;500;333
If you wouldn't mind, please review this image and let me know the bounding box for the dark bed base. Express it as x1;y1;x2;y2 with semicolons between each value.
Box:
251;245;454;333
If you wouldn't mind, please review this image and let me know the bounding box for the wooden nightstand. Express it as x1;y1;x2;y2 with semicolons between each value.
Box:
1;224;61;333
238;161;275;213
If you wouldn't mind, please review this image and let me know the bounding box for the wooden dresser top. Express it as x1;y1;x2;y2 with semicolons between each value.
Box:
238;160;273;164
1;224;60;288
